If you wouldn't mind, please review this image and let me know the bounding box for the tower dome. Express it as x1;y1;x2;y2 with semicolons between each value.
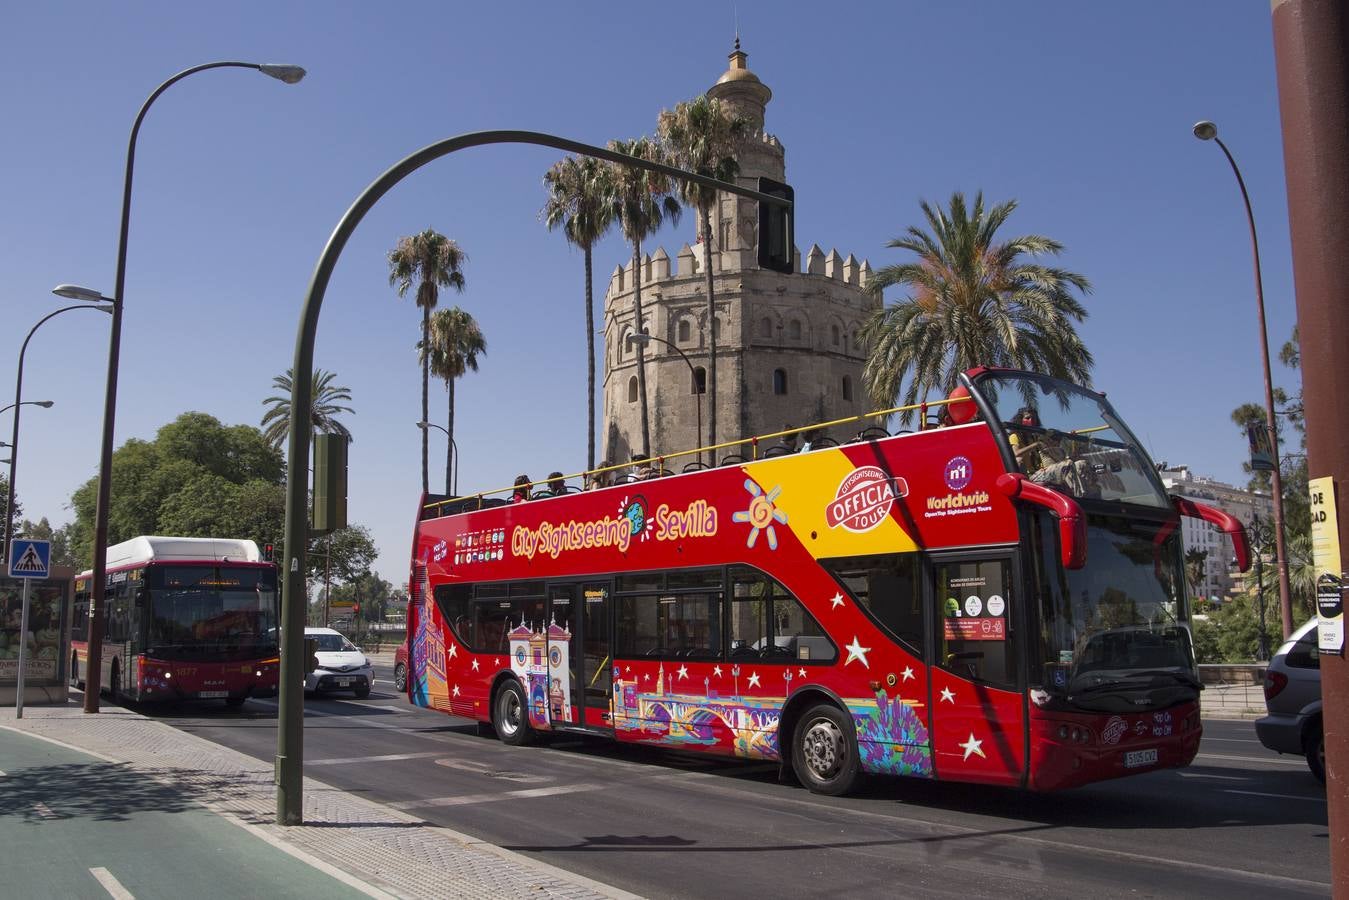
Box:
707;38;772;133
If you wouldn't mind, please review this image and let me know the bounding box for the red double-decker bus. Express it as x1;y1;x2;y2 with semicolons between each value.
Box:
72;536;279;707
405;368;1249;794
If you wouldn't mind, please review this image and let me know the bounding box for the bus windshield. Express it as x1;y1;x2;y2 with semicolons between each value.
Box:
974;371;1168;508
146;565;278;659
1037;514;1197;710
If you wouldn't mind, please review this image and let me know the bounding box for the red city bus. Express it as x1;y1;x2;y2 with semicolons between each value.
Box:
72;536;280;707
405;368;1249;794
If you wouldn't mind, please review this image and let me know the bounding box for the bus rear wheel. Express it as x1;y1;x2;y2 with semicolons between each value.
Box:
70;653;84;690
792;703;860;796
108;665;121;705
493;681;534;746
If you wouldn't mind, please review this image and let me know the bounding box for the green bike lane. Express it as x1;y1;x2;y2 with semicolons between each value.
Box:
0;726;381;900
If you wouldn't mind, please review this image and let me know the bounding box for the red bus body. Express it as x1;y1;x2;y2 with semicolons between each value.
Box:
73;536;279;706
407;372;1214;792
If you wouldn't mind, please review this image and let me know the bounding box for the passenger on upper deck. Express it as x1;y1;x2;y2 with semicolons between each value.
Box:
546;471;566;496
586;463;612;491
511;474;531;503
1009;407;1095;495
631;454;656;481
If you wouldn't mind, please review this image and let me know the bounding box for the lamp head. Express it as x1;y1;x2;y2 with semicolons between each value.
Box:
259;64;307;85
34;401;54;408
626;333;653;349
415;422;429;430
1192;121;1218;141
51;283;112;303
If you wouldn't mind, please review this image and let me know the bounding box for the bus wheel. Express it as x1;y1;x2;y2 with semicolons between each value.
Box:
225;697;246;709
70;653;84;690
493;681;534;746
108;665;121;704
792;703;859;796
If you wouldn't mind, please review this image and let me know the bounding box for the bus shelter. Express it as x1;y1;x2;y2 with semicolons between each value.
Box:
0;565;72;706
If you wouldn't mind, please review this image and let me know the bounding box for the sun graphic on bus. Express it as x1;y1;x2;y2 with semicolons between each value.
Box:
733;479;788;550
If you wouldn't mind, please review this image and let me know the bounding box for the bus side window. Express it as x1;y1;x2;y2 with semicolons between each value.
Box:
728;566;835;663
72;589;90;642
934;558;1016;688
821;553;923;656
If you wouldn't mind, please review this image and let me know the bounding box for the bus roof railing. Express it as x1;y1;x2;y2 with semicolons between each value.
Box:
421;394;978;519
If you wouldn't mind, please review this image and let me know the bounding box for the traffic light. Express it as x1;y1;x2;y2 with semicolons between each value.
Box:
756;176;794;274
262;542;274;563
313;433;349;534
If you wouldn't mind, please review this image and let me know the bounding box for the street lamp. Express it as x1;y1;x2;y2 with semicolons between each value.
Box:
65;60;305;715
6;304;113;561
626;332;703;464
1193;120;1294;640
415;421;458;495
0;400;55;416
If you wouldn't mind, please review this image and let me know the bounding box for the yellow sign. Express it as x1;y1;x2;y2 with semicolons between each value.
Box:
1308;476;1343;652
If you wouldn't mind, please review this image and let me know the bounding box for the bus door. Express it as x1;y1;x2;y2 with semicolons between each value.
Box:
928;554;1027;786
546;581;613;731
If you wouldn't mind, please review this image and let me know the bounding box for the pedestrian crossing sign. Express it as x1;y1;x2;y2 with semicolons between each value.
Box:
8;539;50;579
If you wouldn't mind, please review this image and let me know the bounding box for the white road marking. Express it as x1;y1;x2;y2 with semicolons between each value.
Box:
309;751;446;766
1176;772;1248;781
390;782;605;810
433;758;549;782
1201;737;1261;744
0;769;6;776
33;802;59;819
1195;752;1305;767
1224;789;1326;803
90;867;135;899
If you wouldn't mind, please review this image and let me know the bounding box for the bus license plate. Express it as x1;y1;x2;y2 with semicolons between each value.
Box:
199;691;228;698
1124;748;1158;768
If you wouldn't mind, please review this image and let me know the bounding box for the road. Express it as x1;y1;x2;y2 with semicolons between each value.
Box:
120;659;1330;899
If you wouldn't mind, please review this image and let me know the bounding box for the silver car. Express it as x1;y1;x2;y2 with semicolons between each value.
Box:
1255;619;1323;781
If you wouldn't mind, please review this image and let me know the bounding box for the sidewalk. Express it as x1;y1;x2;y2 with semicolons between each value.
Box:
1200;681;1267;721
0;703;637;900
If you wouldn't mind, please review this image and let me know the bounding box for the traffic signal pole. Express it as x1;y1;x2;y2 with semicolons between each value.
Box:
1270;1;1349;891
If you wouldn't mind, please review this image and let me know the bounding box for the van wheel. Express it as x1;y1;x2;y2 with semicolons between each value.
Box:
493;681;534;746
1305;722;1325;783
792;703;860;795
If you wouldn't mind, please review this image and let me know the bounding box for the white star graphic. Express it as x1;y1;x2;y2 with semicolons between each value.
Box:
452;684;461;697
677;665;689;680
748;671;762;689
713;665;723;677
447;643;457;659
959;733;986;761
471;659;480;672
829;592;845;609
798;668;807;678
901;666;915;682
940;687;956;704
644;673;650;682
625;666;631;673
844;637;872;668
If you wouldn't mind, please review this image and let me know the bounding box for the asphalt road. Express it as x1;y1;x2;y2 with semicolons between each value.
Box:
111;660;1331;899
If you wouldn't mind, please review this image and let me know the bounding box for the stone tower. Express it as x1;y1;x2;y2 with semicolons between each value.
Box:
602;43;878;467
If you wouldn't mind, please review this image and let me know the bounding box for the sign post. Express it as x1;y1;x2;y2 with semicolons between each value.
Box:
8;538;51;718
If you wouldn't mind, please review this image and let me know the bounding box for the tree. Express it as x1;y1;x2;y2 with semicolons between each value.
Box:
861;192;1093;423
1230;327;1308;536
607;137;682;457
542;155;615;471
19;517;76;569
388;229;467;494
422;307;486;496
0;472;21;549
260;368;354;451
657;95;746;458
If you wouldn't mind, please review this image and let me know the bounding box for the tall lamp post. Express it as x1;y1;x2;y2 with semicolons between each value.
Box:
626;333;702;461
5;303;113;560
415;421;458;495
1192;120;1294;640
58;61;305;714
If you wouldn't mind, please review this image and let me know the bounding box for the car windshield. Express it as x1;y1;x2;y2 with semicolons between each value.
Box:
313;633;357;652
147;565;278;659
1033;513;1198;710
974;372;1168;508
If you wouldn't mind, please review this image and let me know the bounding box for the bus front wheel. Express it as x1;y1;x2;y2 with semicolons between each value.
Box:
792;703;859;796
493;681;534;746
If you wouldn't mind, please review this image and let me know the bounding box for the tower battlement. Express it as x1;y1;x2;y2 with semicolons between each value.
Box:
606;244;873;296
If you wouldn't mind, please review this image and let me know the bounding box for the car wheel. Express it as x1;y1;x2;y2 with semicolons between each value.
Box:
354;680;371;699
493;680;534;746
394;662;408;692
1304;722;1325;783
791;703;860;796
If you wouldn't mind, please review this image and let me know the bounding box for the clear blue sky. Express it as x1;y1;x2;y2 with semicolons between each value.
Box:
0;1;1299;585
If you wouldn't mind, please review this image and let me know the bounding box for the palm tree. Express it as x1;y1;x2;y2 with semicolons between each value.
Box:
861;192;1093;423
607;137;682;457
542;155;615;472
260;368;354;450
421;307;486;495
388;230;467;494
658;95;745;458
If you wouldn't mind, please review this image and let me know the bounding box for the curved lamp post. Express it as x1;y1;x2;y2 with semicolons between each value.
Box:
275;130;790;825
61;60;305;715
1193;120;1294;639
626;332;702;462
416;421;458;495
5;303;113;561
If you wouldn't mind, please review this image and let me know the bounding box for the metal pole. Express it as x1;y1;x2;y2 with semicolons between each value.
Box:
275;130;791;825
14;578;30;718
6;306;110;565
84;60;297;715
1270;1;1349;891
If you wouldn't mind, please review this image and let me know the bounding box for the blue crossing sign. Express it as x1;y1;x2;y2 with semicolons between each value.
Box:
8;539;50;579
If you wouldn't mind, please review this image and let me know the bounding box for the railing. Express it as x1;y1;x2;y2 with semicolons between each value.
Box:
422;393;977;519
